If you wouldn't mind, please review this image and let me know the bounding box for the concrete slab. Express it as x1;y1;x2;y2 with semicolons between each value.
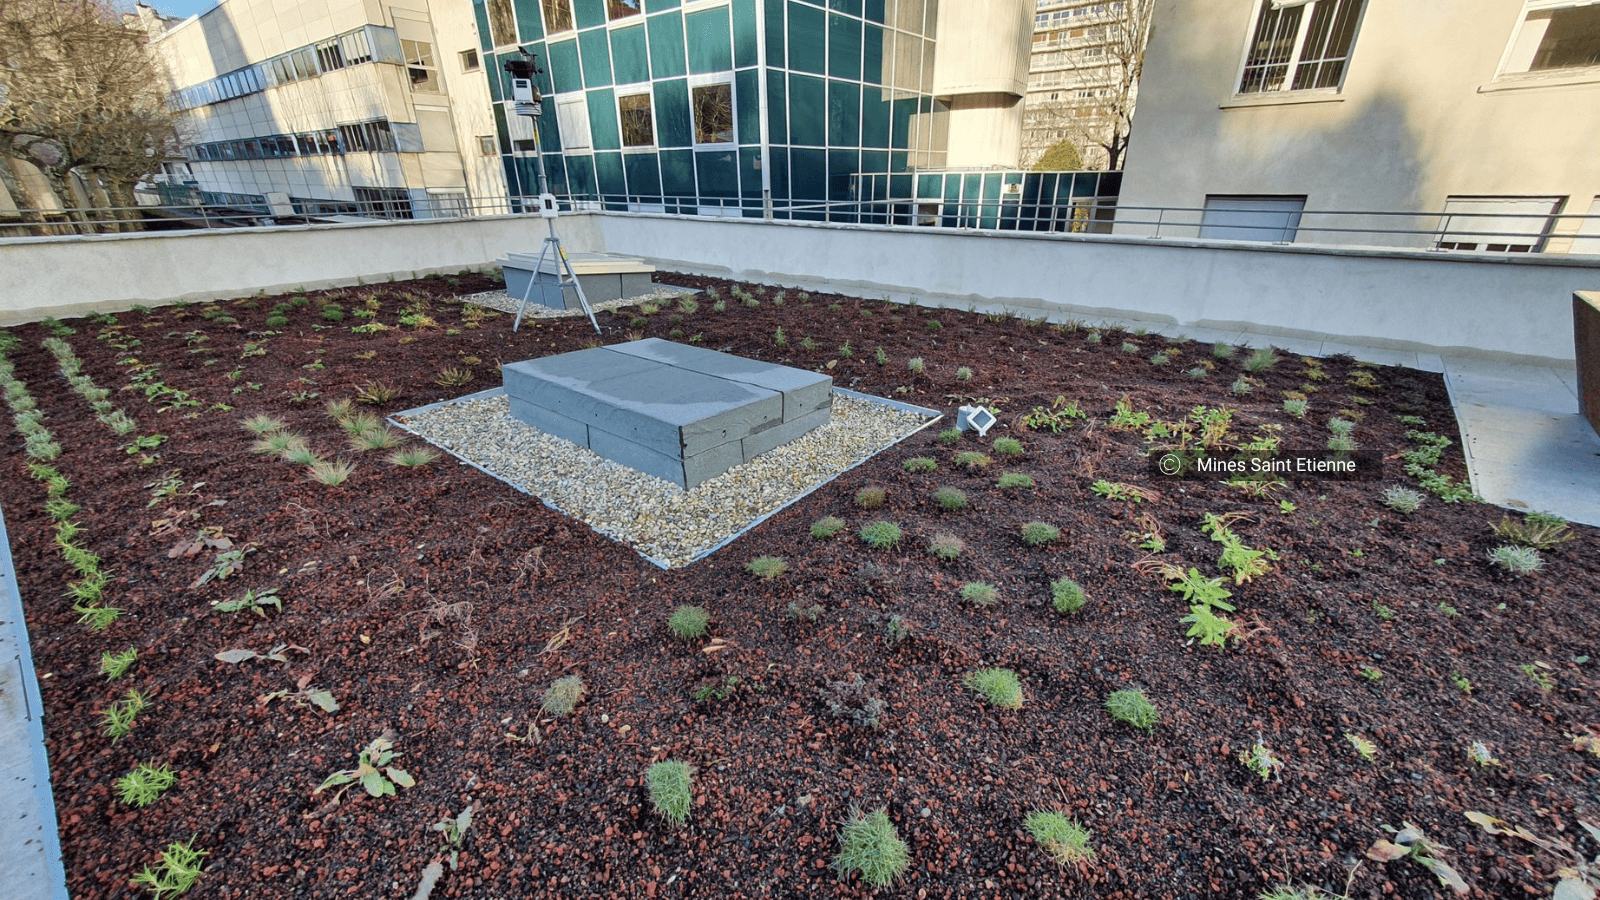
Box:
1447;367;1577;415
503;341;833;489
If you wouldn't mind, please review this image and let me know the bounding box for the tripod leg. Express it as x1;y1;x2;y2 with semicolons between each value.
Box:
556;242;600;334
513;241;555;332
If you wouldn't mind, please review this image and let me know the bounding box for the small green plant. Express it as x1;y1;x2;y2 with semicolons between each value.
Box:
902;456;936;473
314;732;414;799
874;347;888;365
667;605;710;638
1105;689;1159;731
308;458;355;485
786;600;823;622
810;516;847;539
859;521;904;549
1187;366;1210;379
953;451;992;469
692;675;741;702
818;674;886;728
964;667;1022;708
1520;662;1554;691
934;486;968;511
1213;342;1234;359
1150;351;1170;366
1025;810;1093;864
774;327;787;347
76;602;122;632
388;446;439;467
1283;398;1308;418
100;647;138;680
855;486;887;508
1182;605;1236;647
102;688;149;742
955;366;973;381
1021;396;1085;432
1244;347;1280;372
1107;397;1152;431
1488;544;1543;576
541;674;585;717
1468;740;1501;767
130;836;207;898
1120;341;1140;355
838;340;852;358
1085;329;1102;343
747;556;788;579
834;806;909;888
116;763;178;808
1020;521;1060;546
1451;672;1473;694
959;582;998;607
928;533;965;560
211;586;282;617
1051;577;1086;613
1238;739;1284;781
1367;823;1468;895
992;436;1023;456
1491;512;1574;550
1382;486;1423;514
938;426;963;444
883;614;911;646
997;472;1034;490
1346;732;1377;762
1230;375;1254;396
646;760;693;826
1278;500;1297;514
1360;666;1384;683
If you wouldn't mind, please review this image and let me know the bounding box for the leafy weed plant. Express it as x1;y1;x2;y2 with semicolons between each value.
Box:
116;763;178;808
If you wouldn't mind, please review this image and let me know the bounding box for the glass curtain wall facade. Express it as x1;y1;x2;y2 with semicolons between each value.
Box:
473;0;944;221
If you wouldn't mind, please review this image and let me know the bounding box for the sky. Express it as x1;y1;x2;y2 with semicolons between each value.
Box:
146;0;219;19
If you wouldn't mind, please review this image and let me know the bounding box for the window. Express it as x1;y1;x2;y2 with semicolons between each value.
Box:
543;0;574;34
554;96;592;150
460;49;480;72
1436;196;1564;253
402;40;439;92
692;83;734;144
1238;0;1364;94
479;135;497;156
1501;2;1600;75
353;186;414;219
1571;196;1600;254
1199;196;1306;242
618;92;655;147
486;0;516;46
338;120;398;153
316;37;346;72
609;0;642;21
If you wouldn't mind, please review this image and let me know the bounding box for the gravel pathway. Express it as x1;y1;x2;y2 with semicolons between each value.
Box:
458;285;694;320
394;392;935;567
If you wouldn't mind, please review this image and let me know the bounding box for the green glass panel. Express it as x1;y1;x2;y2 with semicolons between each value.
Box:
487;59;504;101
890;96;914;149
587;89;620;149
735;69;759;146
549;39;583;91
594;151;626;195
660;148;695;195
1073;172;1100;196
790;147;826;201
645;0;678;10
579;28;613;87
696;149;738;198
538;105;563;152
787;3;825;74
521;42;554;94
861;87;888;147
768;145;789;199
864;0;883;23
983;173;1002;199
942;175;960;201
686;7;732;73
653;78;692;147
739;147;762;197
828;80;860;147
473;0;494;51
502;157;522;197
862;24;883;82
766;74;786;144
828;13;860;80
513;0;545;40
611;26;648;83
890;172;910;199
763;0;784;68
493;103;512;154
827;148;857;200
732;0;758;68
647;12;686;77
540;154;567;195
788;74;824;146
624;153;662;196
889;150;906;171
861;149;886;173
962;173;980;199
574;0;606;29
566;153;596;196
828;0;861;15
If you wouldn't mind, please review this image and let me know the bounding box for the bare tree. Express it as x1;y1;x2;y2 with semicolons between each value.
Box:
1021;0;1155;171
0;0;181;232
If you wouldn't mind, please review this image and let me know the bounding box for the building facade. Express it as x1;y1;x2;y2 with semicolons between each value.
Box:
1020;0;1144;170
1115;0;1600;252
471;0;1043;221
154;0;507;220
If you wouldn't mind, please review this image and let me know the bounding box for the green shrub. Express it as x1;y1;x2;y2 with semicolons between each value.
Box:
810;516;847;539
100;647;137;680
902;456;937;473
953;451;992;469
1283;398;1309;419
1243;347;1280;372
955;366;973;381
747;556;788;579
667;605;710;638
927;533;965;560
934;486;968;511
938;427;963;444
1025;810;1094;864
855;486;887;509
859;521;903;549
1051;577;1086;613
993;436;1023;456
833;807;909;888
1020;521;1060;547
1105;689;1159;731
130;837;207;898
1381;486;1423;514
541;675;585;717
320;304;345;322
964;668;1023;708
959;582;998;607
646;760;693;826
116;763;177;808
997;472;1034;491
1487;544;1542;576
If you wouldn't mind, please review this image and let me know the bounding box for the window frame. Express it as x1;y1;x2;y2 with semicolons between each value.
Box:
688;74;736;147
460;49;481;72
1231;0;1367;97
617;89;657;149
1493;0;1600;86
402;39;441;93
543;0;575;35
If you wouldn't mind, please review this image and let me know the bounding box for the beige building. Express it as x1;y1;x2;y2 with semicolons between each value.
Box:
1020;0;1148;170
1116;0;1600;252
154;0;505;219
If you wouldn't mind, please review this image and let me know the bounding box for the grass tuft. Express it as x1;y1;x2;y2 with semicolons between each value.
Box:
959;582;998;607
834;807;909;888
747;556;788;579
964;668;1023;708
810;516;847;539
1105;689;1159;731
859;521;903;549
1051;577;1086;613
541;675;586;717
1025;810;1094;864
667;605;710;639
646;760;693;826
1020;521;1061;547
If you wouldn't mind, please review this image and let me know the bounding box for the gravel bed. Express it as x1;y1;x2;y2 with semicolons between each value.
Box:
458;283;695;320
393;392;935;567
